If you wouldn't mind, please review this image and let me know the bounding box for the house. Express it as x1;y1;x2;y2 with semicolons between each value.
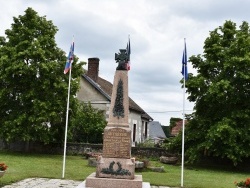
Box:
76;57;153;145
148;121;166;144
171;120;187;136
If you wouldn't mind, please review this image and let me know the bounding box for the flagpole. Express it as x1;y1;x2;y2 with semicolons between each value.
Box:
181;38;186;187
62;37;74;178
62;66;72;178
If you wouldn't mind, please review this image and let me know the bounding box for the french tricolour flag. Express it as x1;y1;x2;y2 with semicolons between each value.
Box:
64;41;74;74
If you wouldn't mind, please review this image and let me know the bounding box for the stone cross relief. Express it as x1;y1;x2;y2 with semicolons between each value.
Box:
115;49;129;70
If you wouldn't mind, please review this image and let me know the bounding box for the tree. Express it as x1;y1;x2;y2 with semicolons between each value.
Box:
161;125;170;137
169;117;182;131
0;8;84;143
183;20;250;165
69;102;107;143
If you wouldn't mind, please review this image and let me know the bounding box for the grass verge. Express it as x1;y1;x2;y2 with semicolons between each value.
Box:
0;151;249;188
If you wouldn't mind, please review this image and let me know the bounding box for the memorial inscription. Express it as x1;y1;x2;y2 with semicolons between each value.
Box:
103;128;131;159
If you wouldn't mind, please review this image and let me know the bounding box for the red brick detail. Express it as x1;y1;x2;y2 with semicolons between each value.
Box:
87;57;99;82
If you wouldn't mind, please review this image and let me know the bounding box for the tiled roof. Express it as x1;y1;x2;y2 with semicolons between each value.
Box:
171;120;187;136
149;121;166;139
82;74;153;121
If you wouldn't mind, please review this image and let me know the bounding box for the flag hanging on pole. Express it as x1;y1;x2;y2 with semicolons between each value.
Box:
181;41;188;80
64;41;74;74
126;37;131;71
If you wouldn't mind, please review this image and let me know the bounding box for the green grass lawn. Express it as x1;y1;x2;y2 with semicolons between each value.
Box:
0;151;248;188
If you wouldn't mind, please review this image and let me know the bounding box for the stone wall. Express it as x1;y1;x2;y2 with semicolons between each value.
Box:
131;147;174;158
0;140;172;158
0;140;62;154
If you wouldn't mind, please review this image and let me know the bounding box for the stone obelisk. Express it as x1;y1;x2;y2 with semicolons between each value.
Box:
85;49;143;188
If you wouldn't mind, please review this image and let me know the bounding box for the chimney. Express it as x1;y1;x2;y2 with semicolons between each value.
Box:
87;57;99;82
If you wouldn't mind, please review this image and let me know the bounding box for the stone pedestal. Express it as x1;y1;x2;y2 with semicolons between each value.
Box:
85;173;143;188
96;157;135;179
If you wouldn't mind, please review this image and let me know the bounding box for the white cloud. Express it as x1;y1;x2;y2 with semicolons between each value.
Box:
1;0;250;125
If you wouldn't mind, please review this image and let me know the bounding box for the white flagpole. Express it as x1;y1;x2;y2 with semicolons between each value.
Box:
181;38;186;187
181;72;185;187
62;66;72;178
62;37;74;178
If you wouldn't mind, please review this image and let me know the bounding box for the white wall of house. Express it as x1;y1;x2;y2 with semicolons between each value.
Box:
141;120;149;142
77;78;107;102
128;111;150;145
77;78;110;120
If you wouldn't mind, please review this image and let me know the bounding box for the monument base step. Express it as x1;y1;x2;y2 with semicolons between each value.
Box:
76;181;151;188
77;172;150;188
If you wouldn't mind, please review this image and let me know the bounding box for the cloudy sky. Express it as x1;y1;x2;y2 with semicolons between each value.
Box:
1;0;250;125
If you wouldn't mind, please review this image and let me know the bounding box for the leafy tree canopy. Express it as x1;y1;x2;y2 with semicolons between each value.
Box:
69;102;107;144
0;8;85;143
182;20;250;165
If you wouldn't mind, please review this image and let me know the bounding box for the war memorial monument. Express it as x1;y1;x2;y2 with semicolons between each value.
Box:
77;48;150;188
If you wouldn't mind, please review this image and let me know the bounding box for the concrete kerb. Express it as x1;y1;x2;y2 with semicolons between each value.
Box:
2;178;172;188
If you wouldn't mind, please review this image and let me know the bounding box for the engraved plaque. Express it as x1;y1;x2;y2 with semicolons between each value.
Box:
102;128;131;158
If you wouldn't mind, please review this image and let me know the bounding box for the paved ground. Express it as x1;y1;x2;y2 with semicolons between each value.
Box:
2;178;82;188
2;178;172;188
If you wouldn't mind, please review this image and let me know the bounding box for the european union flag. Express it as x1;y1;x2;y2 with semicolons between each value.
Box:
181;41;188;80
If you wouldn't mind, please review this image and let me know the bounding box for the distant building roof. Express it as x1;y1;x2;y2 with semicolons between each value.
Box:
149;121;166;139
171;120;187;136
